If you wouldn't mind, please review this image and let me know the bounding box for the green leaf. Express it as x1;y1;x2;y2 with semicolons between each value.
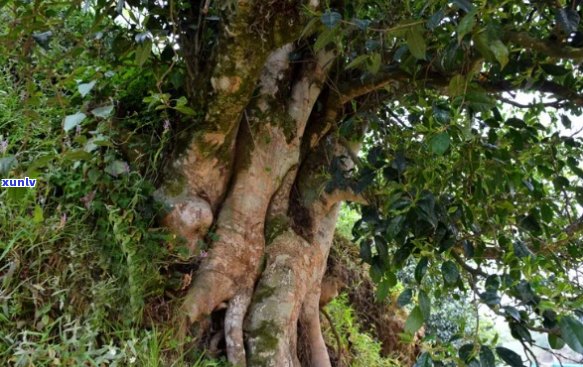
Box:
397;288;413;307
404;306;424;334
63;112;87;132
429;132;451;155
366;53;381;74
376;276;391;300
415;257;429;283
299;16;320;39
116;0;125;13
541;64;569;76
561;115;572;129
457;11;476;42
474;32;495;61
448;74;465;96
459;343;475;362
406;26;426;60
418;290;431;320
509;322;532;343
32;31;53;50
321;10;341;28
451;0;475;13
518;215;541;234
479;345;496;367
0;156;17;175
512;241;532;258
479;291;501;306
514;281;539;305
463;240;474;258
91;105;114;118
135;39;152;67
496;347;524;367
556;8;580;33
383;271;397;289
105;160;129;177
432;105;451;124
441;261;459;285
78;81;96;97
174;105;197;116
427;10;445;30
387;215;405;238
489;40;509;68
346;54;369;70
465;91;495;112
559;315;583;353
414;352;433;367
360;240;372;264
33;205;44;223
314;28;336;52
63;150;93;162
548;334;566;350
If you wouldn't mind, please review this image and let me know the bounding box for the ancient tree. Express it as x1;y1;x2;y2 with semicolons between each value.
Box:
4;0;583;366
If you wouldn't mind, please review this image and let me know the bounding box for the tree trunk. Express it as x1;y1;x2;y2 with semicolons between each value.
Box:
156;2;372;365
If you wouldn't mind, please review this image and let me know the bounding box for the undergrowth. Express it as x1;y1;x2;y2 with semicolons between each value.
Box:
323;294;401;367
0;63;220;365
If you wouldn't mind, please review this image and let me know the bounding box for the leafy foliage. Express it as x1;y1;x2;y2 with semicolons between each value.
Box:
0;3;214;365
319;0;583;364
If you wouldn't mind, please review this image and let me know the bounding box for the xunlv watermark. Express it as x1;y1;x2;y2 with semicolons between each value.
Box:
1;177;37;188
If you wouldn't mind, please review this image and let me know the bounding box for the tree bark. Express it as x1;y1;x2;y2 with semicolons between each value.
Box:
156;2;380;365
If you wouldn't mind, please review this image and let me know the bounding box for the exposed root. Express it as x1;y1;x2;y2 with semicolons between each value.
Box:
225;290;252;366
301;288;331;367
320;308;343;361
209;330;224;357
182;271;236;323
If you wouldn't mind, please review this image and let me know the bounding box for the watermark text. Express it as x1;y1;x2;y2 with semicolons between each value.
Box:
1;177;37;188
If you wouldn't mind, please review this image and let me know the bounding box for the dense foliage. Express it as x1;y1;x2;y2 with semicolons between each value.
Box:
1;0;583;366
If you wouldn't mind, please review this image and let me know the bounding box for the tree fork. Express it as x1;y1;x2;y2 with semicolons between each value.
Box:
180;45;334;328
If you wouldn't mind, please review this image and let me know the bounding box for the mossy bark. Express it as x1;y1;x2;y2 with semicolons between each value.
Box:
157;2;379;365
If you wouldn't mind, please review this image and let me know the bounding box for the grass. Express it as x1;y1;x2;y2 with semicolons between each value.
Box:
0;64;226;366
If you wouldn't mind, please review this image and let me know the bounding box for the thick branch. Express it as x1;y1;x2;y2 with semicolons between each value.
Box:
337;64;583;109
504;31;583;60
481;79;583;107
499;96;566;109
337;69;410;104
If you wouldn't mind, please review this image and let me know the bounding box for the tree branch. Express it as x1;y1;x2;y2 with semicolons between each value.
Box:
336;64;583;109
452;251;488;277
479;78;583;107
499;96;566;109
337;68;411;104
504;31;583;60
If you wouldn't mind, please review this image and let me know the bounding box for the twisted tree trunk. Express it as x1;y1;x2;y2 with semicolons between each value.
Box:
154;2;389;365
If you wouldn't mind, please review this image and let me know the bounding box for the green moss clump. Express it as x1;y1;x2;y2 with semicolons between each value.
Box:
252;284;277;305
165;172;187;197
281;113;297;143
264;215;290;245
247;320;281;365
